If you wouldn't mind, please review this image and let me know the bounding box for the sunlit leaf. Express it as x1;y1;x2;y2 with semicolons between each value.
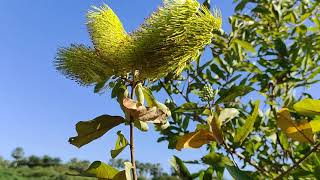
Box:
293;98;320;116
218;108;239;124
310;117;320;133
175;129;215;151
208;116;224;144
234;39;256;53
69;115;125;148
83;161;119;179
234;101;260;145
277;108;314;143
135;83;145;104
111;131;128;159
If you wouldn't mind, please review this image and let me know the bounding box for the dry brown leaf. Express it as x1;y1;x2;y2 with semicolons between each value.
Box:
122;98;168;124
277;108;314;144
176;129;215;151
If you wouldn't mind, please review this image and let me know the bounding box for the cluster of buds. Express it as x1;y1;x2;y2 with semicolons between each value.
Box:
200;84;215;102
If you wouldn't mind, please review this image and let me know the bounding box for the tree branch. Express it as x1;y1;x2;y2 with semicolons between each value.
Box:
275;142;320;180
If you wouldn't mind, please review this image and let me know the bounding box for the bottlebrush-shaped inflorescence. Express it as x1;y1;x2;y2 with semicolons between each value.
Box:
55;0;222;85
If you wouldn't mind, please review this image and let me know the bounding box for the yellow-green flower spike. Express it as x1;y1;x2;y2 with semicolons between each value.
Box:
55;0;222;85
55;44;113;85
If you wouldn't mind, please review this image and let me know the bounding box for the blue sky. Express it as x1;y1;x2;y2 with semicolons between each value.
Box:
0;0;237;172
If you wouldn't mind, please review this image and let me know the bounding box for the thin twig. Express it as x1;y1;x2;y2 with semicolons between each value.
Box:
275;142;320;180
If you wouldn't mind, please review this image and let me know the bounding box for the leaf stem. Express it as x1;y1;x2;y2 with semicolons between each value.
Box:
129;82;138;180
275;142;320;180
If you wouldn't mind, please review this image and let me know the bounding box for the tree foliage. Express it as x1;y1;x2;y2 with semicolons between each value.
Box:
53;0;320;179
150;0;320;179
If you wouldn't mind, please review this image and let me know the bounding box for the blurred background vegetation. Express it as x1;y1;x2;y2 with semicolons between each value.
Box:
0;147;178;180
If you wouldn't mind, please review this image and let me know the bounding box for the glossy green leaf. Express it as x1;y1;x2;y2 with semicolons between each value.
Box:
293;98;320;116
111;131;128;159
234;101;260;145
69;115;125;148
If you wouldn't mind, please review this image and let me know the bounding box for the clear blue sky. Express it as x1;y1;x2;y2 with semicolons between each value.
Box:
2;0;318;174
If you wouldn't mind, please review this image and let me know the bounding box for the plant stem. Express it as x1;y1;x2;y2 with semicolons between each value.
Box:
275;142;320;180
129;121;137;180
129;83;138;180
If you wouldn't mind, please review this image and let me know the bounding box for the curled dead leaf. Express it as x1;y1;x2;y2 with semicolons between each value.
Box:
122;98;169;126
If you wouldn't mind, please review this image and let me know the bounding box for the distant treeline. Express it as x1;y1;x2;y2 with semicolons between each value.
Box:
0;147;178;180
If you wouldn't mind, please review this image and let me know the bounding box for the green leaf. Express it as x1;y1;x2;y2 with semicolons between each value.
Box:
135;83;145;104
274;38;288;57
111;131;128;159
174;102;204;114
83;161;119;179
134;120;149;132
82;161;132;180
310;117;320;133
293;98;320;116
216;86;254;104
170;156;192;180
278;131;289;151
226;165;253;180
69;115;125;148
234;101;260;145
234;39;256;53
202;152;233;169
141;86;157;107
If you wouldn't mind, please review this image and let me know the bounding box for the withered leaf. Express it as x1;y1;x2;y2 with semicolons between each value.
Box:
122;98;168;125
